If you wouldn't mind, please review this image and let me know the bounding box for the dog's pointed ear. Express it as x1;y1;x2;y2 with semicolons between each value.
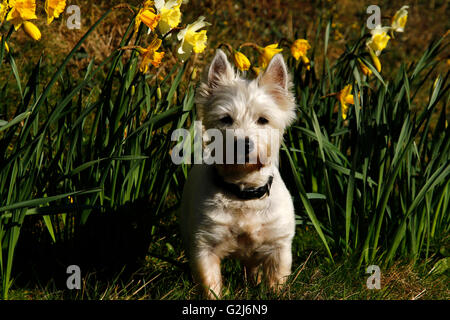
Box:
258;54;295;119
259;54;288;90
207;49;234;88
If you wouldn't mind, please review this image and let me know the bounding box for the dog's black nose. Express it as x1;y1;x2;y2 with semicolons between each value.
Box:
244;137;254;155
234;137;254;156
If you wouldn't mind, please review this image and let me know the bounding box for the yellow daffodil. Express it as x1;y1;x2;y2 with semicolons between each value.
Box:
366;25;391;56
336;84;355;120
233;50;251;71
0;0;8;25
135;1;160;34
6;0;38;30
177;16;210;61
45;0;66;25
154;0;182;35
391;5;408;33
138;37;165;73
358;58;372;76
1;35;9;52
291;39;311;70
23;20;40;40
368;47;381;72
257;43;282;69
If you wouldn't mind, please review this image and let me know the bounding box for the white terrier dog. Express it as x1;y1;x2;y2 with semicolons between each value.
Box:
180;49;296;299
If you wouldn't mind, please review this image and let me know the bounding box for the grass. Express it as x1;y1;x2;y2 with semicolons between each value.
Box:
8;227;450;300
1;1;449;299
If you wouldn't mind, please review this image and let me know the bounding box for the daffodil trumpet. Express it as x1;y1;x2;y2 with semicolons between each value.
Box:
134;0;160;34
366;25;391;57
154;0;183;36
336;84;355;120
291;38;311;70
177;15;210;61
321;84;360;121
45;0;67;25
257;44;283;69
390;5;409;37
5;0;42;41
121;38;165;74
0;0;10;26
240;42;284;69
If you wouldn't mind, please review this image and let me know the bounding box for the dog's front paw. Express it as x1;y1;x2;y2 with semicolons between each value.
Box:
262;247;292;294
267;274;289;294
191;251;223;299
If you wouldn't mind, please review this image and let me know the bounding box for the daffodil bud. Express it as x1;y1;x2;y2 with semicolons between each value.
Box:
233;51;251;71
131;85;135;96
368;48;381;73
23;21;41;41
358;59;372;76
157;86;162;100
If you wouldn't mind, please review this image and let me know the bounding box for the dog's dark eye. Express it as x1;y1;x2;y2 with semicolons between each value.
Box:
257;117;269;125
220;116;233;125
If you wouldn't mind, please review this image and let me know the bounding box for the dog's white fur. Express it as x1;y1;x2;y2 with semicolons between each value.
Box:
180;49;296;299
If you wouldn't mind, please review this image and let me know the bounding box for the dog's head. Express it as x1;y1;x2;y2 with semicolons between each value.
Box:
196;49;296;174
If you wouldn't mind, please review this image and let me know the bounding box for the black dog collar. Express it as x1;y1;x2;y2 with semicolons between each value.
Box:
213;169;274;200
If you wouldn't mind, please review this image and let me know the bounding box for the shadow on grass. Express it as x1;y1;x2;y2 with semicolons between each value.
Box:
11;199;189;291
